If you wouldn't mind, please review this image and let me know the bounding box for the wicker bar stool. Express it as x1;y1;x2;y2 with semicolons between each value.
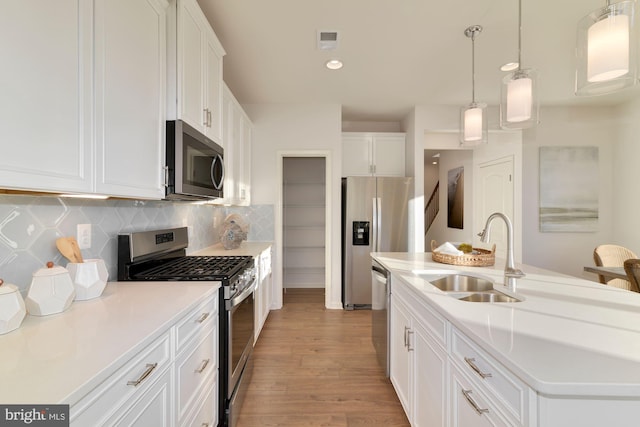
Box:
623;259;640;293
593;244;637;291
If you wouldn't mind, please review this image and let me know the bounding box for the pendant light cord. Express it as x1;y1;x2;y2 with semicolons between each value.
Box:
517;0;522;70
464;25;482;104
471;31;476;103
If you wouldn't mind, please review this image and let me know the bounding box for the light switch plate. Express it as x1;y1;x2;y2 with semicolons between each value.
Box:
77;224;92;249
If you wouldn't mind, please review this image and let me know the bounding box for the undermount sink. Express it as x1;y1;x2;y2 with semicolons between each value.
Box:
458;291;521;303
429;274;494;293
413;271;522;303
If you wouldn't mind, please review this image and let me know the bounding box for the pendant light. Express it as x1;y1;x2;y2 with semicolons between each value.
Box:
500;0;539;130
460;25;488;146
576;0;637;96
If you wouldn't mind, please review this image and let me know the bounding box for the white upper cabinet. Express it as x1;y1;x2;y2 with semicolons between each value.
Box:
219;83;252;206
94;0;168;199
0;0;168;199
0;0;93;194
168;0;225;143
342;132;406;177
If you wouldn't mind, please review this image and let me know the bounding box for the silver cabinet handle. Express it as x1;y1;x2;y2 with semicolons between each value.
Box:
464;357;492;379
195;358;210;373
196;312;210;323
407;330;414;352
127;363;158;386
403;326;410;348
201;424;209;427
462;389;489;415
207;109;212;127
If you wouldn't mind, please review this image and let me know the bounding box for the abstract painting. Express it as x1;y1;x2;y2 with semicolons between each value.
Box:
447;166;464;229
539;146;599;232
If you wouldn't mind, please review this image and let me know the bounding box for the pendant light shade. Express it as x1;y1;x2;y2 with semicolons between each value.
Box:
500;0;539;130
576;0;637;96
460;25;488;146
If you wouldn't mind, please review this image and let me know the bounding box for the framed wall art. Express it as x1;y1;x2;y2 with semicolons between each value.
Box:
539;146;599;232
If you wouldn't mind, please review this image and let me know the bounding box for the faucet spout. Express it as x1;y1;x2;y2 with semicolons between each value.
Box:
477;212;525;292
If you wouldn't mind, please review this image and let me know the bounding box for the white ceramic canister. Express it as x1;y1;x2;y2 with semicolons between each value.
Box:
67;259;108;301
0;279;27;334
25;262;75;316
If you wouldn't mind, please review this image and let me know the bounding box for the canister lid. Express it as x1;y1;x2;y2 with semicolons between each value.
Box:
0;279;20;295
32;262;69;277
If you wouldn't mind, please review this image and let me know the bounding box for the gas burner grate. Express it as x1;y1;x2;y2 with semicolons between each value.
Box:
134;255;252;281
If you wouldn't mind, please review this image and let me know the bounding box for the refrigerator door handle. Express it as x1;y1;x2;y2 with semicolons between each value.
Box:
372;197;378;251
376;197;382;251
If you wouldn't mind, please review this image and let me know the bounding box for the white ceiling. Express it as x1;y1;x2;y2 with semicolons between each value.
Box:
197;0;640;122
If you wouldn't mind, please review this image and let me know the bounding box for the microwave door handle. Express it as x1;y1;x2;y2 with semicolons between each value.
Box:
211;154;224;190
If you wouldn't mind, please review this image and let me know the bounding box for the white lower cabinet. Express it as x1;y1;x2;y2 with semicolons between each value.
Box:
390;274;533;427
254;246;272;343
70;292;219;427
450;364;509;427
390;288;447;427
110;368;173;427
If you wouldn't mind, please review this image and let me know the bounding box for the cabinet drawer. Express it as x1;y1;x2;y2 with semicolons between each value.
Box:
71;332;171;426
393;276;447;347
181;373;217;427
451;364;511;427
176;323;217;423
109;368;172;427
175;293;218;352
451;328;529;424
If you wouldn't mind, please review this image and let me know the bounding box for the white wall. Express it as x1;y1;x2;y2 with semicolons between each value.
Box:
243;103;342;309
613;96;640;254
522;106;617;278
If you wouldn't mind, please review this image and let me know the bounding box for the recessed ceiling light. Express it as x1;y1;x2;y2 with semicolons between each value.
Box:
326;59;343;70
501;62;519;71
432;161;438;165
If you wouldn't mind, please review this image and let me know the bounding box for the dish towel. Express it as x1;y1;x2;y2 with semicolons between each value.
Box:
434;242;463;256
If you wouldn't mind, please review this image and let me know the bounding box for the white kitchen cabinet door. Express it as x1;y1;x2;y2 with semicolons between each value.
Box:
219;83;252;206
341;135;372;176
341;133;405;177
178;0;204;131
94;0;167;199
204;33;224;142
0;0;93;194
172;0;225;140
391;291;448;427
390;296;412;417
412;321;447;427
372;135;406;176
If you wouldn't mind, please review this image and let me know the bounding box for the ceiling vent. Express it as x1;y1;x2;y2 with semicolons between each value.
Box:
317;31;339;50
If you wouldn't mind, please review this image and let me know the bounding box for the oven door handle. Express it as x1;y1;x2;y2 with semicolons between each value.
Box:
226;279;256;310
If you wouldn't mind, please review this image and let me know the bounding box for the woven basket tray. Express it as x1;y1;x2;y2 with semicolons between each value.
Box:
430;240;496;267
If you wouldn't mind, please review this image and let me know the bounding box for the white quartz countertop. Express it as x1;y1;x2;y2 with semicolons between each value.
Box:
191;241;272;257
372;252;640;397
0;281;219;405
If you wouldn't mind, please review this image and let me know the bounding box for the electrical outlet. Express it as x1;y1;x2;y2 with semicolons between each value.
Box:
77;224;92;249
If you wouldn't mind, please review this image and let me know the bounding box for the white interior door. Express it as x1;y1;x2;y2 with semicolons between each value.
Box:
475;157;514;260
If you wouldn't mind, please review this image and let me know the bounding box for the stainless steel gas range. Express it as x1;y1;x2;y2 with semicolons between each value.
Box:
117;227;255;427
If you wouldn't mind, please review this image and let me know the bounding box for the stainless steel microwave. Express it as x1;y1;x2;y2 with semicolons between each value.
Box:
165;120;224;200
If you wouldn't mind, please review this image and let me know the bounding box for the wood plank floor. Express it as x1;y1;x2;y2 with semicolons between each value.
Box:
237;288;410;427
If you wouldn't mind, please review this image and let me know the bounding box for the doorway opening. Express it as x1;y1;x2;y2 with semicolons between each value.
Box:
282;157;327;303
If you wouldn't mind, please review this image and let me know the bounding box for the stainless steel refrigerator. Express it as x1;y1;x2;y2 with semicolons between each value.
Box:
341;176;413;310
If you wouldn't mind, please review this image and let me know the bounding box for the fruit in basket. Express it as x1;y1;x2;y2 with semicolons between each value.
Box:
457;243;473;254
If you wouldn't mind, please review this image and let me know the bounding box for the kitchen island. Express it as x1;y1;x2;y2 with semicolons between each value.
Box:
373;252;640;427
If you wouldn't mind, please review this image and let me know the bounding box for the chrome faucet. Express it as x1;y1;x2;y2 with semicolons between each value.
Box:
477;212;525;292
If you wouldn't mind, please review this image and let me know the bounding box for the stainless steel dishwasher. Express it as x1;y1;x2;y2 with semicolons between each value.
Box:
371;259;390;377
